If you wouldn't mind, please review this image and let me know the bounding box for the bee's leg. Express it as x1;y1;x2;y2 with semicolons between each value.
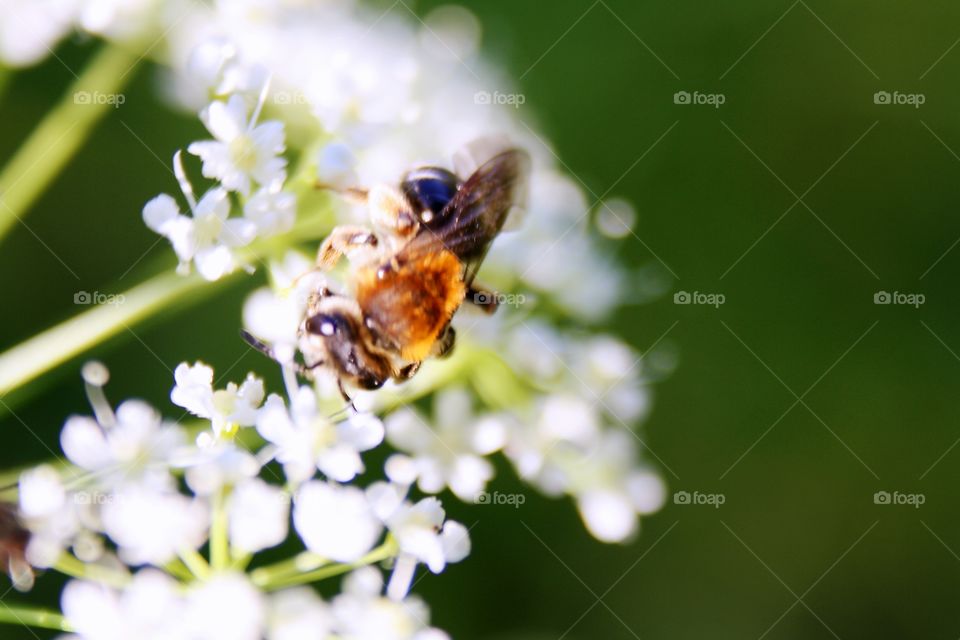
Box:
464;284;499;315
336;378;357;413
431;325;457;359
316;225;379;270
368;185;419;238
397;362;421;380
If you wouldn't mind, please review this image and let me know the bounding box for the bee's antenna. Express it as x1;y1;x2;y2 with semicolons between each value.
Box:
240;329;276;359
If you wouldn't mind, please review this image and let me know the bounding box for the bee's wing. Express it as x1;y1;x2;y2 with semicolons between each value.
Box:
401;148;530;287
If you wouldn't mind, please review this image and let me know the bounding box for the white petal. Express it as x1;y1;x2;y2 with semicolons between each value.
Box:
229;479;289;553
142;194;181;233
294;482;381;562
440;520;470;565
171;362;215;419
18;465;65;519
222;217;258;247
202;95;248;143
577;489;637;543
60;416;111;470
195;244;235;281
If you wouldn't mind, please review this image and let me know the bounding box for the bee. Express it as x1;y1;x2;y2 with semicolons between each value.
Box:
244;143;530;403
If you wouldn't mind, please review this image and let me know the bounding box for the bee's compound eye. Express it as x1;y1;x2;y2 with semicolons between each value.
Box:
306;313;347;337
401;167;460;225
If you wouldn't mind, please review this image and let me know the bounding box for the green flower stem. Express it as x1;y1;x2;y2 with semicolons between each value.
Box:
0;215;333;400
210;487;229;570
54;553;131;589
0;42;141;242
164;558;196;582
178;547;211;581
248;551;328;586
255;537;398;591
0;605;73;632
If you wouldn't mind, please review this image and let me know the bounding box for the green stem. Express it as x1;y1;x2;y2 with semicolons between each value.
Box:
248;551;328;586
54;553;131;589
210;488;229;570
0;42;140;242
0;605;73;632
256;538;398;591
178;547;210;580
0;216;332;399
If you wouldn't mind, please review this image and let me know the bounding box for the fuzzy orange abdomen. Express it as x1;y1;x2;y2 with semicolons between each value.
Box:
355;250;466;362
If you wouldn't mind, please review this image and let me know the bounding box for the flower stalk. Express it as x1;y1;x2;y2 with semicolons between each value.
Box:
0;42;140;241
0;605;73;632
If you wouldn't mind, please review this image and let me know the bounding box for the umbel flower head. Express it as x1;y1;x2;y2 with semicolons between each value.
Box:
0;1;667;638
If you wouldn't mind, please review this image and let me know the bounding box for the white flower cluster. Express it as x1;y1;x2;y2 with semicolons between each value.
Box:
3;0;669;637
17;361;464;639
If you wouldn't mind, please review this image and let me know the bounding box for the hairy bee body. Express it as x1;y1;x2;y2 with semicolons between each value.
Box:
244;143;529;402
356;249;466;362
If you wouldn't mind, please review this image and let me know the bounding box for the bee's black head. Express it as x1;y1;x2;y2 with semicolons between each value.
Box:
305;311;386;390
401;167;460;228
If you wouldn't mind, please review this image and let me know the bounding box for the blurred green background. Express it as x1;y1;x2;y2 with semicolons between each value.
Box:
3;0;960;637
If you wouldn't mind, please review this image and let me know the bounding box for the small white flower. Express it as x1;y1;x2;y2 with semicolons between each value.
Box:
188;94;287;195
62;569;186;640
267;588;333;640
143;186;255;280
171;361;265;440
244;186;296;236
293;481;381;562
181;442;260;496
228;478;289;554
101;484;208;566
385;389;506;501
332;567;450;640
60;400;185;491
256;388;383;485
379;495;469;574
185;572;265;640
316;141;358;190
0;0;75;67
18;466;79;569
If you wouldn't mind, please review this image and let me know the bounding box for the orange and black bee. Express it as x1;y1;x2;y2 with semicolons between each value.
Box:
244;143;530;402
